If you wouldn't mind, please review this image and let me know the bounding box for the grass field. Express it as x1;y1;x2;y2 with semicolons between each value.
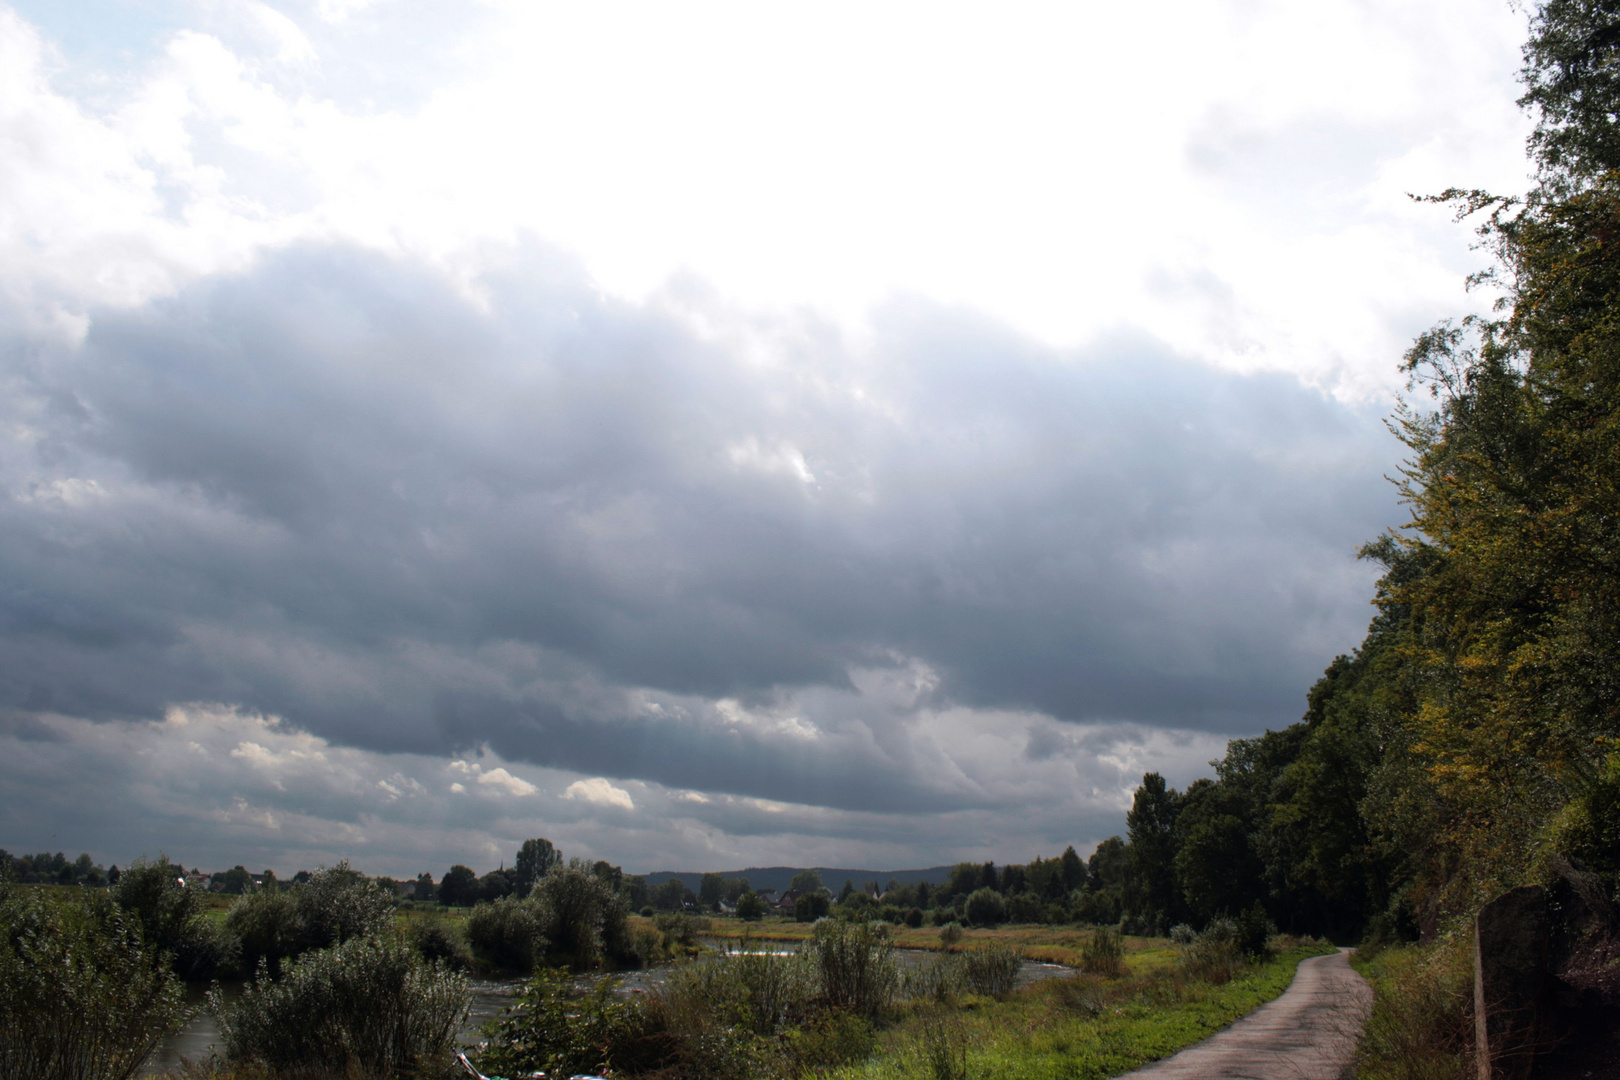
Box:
827;942;1333;1080
698;918;1182;971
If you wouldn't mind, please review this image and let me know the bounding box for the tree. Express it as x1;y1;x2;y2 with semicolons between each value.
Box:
438;865;479;907
964;887;1007;926
794;891;830;922
531;859;630;970
735;891;765;921
514;838;560;896
652;877;689;912
1060;845;1087;891
413;872;436;901
1124;772;1182;931
789;869;824;894
698;872;725;911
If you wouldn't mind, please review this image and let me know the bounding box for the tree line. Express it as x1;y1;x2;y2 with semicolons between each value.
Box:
1095;0;1620;945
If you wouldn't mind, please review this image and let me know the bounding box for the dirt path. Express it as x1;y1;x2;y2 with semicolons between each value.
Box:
1116;948;1371;1080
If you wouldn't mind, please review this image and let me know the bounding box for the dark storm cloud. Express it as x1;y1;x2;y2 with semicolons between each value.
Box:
0;242;1400;813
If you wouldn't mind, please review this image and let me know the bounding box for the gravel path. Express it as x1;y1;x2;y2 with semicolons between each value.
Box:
1115;948;1371;1080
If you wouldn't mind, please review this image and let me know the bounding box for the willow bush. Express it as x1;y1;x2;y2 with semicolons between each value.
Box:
213;931;469;1079
0;886;185;1080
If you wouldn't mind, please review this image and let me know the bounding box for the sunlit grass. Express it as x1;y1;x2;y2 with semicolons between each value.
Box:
827;944;1332;1080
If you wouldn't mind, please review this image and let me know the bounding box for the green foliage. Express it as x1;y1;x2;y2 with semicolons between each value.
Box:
735;890;765;921
213;931;469;1079
112;856;236;980
938;921;963;947
513;838;559;895
1077;928;1124;977
0;885;186;1080
478;967;640;1080
406;915;472;971
805;919;898;1018
463;894;547;972
533;858;632;969
294;860;396;951
225;889;302;977
790;868;825;894
796;890;832;922
962;888;1006;927
1352;943;1475;1080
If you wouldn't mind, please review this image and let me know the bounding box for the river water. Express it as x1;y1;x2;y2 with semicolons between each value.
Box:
139;944;1073;1076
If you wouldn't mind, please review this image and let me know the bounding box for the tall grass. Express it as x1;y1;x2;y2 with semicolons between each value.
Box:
0;886;185;1080
1077;928;1125;976
806;920;899;1017
1353;942;1475;1080
212;931;469;1080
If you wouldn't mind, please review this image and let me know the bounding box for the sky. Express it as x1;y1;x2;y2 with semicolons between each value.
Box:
0;0;1537;878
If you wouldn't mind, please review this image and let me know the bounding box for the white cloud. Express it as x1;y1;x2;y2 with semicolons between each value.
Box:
477;767;538;797
564;778;635;811
0;1;1535;399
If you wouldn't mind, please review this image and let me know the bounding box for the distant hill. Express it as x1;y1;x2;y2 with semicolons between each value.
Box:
641;865;956;893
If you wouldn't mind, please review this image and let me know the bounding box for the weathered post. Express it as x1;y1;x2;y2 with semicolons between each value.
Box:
1474;885;1549;1080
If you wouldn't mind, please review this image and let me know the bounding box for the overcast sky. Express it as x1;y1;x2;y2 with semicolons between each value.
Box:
0;0;1534;878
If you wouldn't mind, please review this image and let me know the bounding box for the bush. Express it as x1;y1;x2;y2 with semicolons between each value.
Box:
905;907;925;928
294;861;396;952
902;951;967;1001
795;891;832;922
111;855;235;980
963;887;1007;927
961;943;1021;998
1078;928;1125;976
662;948;817;1036
464;895;547;972
1233;902;1275;957
938;921;964;948
784;1009;876;1073
1168;922;1197;945
478;967;645;1080
408;916;473;971
213;931;469;1079
226;889;303;977
533;859;631;969
0;886;186;1080
806;919;897;1017
1354;942;1475;1080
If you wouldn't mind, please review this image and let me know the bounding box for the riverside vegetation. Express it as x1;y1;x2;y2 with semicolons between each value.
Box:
0;841;1332;1080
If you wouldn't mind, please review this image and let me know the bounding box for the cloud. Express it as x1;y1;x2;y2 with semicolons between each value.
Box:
0;238;1399;847
564;778;634;811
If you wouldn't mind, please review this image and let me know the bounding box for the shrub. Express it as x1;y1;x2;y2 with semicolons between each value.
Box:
913;1006;971;1080
294;861;396;952
938;921;964;948
961;943;1021;998
905;907;925;928
0;886;186;1080
662;948;817;1036
213;931;469;1079
1354;942;1475;1080
1168;922;1197;945
111;855;235;980
478;967;644;1080
1233;902;1275;957
533;859;631;969
963;887;1007;927
408;916;473;971
805;919;897;1017
1078;928;1125;976
784;1009;876;1073
901;951;967;1001
226;889;303;977
464;895;547;972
